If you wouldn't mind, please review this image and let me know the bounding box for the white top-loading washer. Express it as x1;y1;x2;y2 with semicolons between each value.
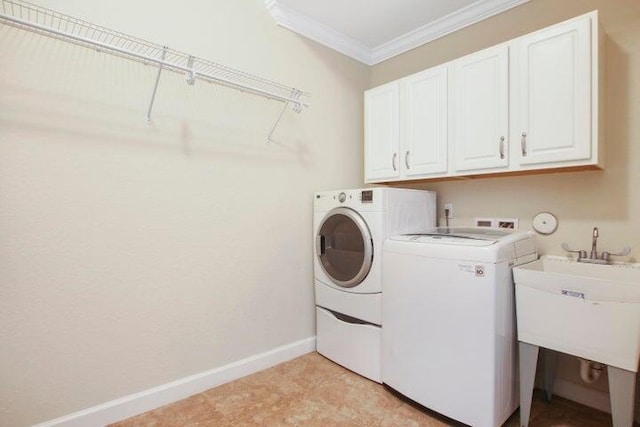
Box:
382;227;537;427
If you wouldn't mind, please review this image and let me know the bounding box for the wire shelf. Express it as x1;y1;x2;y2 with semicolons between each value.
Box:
0;0;310;118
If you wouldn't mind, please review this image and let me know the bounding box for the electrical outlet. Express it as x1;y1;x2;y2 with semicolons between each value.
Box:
444;203;454;218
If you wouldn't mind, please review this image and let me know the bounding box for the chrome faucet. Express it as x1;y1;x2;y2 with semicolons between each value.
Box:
590;227;599;259
562;227;631;265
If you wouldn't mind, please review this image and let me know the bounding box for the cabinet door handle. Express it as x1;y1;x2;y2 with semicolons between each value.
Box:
521;132;527;156
499;136;505;159
405;150;410;169
392;153;397;171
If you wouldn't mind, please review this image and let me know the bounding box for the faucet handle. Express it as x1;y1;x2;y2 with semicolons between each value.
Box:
561;243;587;259
601;247;631;262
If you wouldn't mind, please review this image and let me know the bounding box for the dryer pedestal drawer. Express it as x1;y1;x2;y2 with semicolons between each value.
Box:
314;280;382;325
316;306;381;383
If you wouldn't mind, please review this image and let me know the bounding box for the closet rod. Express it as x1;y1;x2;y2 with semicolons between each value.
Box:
0;13;308;109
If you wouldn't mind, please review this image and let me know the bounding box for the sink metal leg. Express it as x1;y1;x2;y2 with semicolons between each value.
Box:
543;349;558;402
519;342;539;427
607;365;636;427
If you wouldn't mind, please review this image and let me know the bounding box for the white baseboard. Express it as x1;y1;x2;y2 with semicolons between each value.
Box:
33;337;316;427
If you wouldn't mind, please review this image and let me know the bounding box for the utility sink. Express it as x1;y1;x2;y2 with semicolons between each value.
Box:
513;256;640;372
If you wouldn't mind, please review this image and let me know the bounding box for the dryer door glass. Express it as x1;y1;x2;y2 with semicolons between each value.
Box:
316;207;373;288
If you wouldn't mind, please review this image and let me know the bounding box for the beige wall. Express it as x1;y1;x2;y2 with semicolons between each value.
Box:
2;0;639;424
0;0;369;425
373;0;640;403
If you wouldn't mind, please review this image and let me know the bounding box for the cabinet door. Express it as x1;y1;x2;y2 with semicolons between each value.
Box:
365;82;400;181
401;64;448;176
452;44;509;172
514;15;592;166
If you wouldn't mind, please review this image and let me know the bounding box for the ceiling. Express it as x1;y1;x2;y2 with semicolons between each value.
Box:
265;0;530;65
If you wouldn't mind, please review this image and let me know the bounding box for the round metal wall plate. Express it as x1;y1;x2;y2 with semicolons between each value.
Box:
532;212;558;235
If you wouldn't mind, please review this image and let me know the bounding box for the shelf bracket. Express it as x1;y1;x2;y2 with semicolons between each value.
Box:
146;46;168;124
186;56;196;85
291;89;303;113
266;101;289;143
266;90;304;143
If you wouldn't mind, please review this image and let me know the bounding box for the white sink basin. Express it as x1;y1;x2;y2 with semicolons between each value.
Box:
513;256;640;372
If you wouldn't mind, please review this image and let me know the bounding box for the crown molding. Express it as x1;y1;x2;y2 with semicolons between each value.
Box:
370;0;530;64
265;0;530;66
265;0;372;64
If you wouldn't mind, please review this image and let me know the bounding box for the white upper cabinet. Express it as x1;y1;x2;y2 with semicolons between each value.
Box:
401;64;449;177
364;11;601;183
365;65;448;182
452;44;509;173
513;14;594;166
364;82;400;181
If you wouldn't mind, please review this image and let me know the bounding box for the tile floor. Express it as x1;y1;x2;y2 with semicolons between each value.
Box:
111;352;614;427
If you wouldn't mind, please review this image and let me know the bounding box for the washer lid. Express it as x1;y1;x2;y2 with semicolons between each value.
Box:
390;227;512;246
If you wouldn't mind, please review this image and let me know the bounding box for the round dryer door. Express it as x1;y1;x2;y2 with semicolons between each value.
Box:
316;207;373;288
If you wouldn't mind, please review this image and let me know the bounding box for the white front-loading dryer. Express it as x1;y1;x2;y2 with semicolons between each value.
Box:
313;188;436;382
382;227;537;426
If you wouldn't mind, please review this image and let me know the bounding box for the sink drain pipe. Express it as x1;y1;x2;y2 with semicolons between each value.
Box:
578;358;605;383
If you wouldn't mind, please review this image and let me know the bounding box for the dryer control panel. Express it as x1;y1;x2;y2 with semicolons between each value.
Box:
361;190;373;203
